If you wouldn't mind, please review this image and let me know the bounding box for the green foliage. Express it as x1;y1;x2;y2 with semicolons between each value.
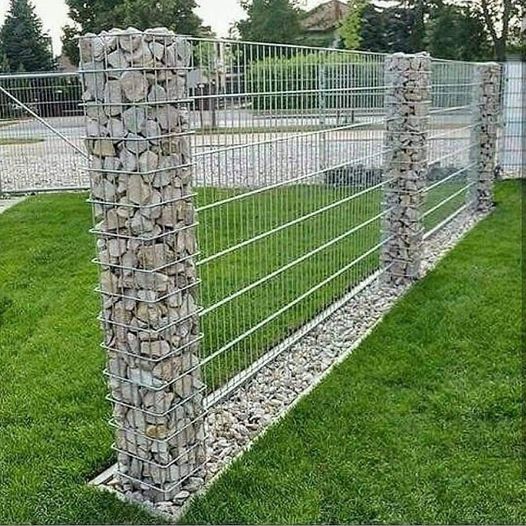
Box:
427;4;492;61
0;0;55;72
470;0;525;61
343;0;493;61
383;6;416;53
61;0;128;65
338;0;367;50
237;0;302;44
118;0;203;36
350;4;416;54
246;51;383;110
62;0;204;64
358;3;387;52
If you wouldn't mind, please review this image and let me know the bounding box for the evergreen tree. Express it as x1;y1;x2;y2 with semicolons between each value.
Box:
358;3;386;52
237;0;302;44
0;0;55;72
383;6;415;53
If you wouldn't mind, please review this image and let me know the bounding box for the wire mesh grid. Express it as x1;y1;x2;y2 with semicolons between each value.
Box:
425;59;479;235
0;72;88;194
185;38;392;400
499;60;524;178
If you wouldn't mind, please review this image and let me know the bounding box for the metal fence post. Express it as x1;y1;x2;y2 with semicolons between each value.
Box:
79;28;206;503
381;52;430;285
470;62;501;212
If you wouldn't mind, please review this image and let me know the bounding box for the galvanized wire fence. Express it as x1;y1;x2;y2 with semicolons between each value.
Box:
1;41;492;403
0;72;88;193
425;59;478;236
185;39;390;399
499;60;524;178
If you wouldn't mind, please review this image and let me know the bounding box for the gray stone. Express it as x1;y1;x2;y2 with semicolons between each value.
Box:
121;70;149;102
104;81;123;116
128;174;153;205
122;106;146;134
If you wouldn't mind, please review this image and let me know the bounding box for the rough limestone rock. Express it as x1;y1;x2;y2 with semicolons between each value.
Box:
79;28;205;503
381;53;430;286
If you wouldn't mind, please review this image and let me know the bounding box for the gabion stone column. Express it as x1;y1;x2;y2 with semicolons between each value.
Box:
79;28;206;503
470;62;501;212
381;52;430;285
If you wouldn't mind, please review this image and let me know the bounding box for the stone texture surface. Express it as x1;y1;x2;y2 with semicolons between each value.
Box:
381;53;430;285
79;28;205;502
470;63;501;212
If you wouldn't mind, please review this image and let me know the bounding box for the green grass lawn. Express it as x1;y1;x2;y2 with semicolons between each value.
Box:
0;181;522;523
182;180;524;524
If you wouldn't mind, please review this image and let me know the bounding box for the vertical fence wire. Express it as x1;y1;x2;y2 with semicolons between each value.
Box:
0;72;88;193
183;38;392;400
424;59;478;234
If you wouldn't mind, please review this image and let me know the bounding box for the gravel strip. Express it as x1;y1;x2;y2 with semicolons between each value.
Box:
99;207;489;518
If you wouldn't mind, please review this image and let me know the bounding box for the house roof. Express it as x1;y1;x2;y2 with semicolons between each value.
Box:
301;0;350;33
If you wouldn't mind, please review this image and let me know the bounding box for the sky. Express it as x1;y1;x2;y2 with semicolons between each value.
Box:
0;0;326;55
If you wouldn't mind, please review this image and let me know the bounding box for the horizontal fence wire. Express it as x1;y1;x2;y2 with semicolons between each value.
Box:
425;59;478;232
185;38;391;397
499;60;524;178
0;72;88;193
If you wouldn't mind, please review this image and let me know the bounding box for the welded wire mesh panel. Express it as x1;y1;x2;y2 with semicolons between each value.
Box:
425;59;478;233
499;60;524;178
186;38;390;398
0;72;88;194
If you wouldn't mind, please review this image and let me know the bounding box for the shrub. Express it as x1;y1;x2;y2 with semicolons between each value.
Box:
245;51;385;111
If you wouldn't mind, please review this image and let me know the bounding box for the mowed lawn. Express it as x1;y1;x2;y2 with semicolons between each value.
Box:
0;180;522;523
0;184;378;523
182;181;525;524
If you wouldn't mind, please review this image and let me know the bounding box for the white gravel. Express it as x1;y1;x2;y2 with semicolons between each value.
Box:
0;124;471;192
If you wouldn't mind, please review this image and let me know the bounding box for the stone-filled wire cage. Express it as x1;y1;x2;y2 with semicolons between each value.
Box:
79;30;206;501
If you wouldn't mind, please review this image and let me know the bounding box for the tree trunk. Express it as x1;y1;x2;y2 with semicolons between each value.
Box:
494;38;507;63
